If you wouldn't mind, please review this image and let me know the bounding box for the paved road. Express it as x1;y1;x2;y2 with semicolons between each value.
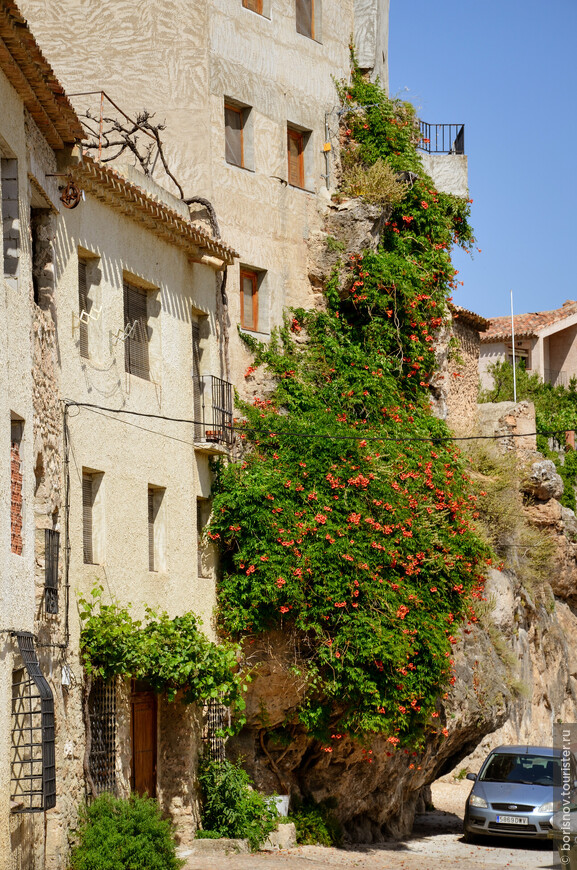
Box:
182;780;558;870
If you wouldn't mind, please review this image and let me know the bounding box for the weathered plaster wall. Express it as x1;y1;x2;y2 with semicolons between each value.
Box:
420;153;468;198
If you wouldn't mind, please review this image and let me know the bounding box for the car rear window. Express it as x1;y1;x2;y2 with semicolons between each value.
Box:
480;753;562;785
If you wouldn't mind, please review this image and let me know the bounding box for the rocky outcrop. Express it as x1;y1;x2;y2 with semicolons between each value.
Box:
522;459;564;501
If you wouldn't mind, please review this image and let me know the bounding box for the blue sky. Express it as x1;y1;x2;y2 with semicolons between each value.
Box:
389;0;577;320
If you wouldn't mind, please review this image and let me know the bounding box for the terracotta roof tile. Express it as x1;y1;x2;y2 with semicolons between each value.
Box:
450;304;490;332
481;300;577;342
0;1;84;147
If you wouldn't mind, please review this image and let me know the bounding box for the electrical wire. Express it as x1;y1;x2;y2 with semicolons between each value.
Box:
63;399;566;445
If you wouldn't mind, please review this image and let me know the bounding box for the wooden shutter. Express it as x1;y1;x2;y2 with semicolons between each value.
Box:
296;0;314;38
148;489;155;572
225;104;243;167
192;321;203;439
124;282;149;379
287;128;304;188
78;260;89;359
131;687;157;797
82;474;93;564
243;0;263;13
240;270;258;331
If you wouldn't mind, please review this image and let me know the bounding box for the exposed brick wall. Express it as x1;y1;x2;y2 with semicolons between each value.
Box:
11;441;23;554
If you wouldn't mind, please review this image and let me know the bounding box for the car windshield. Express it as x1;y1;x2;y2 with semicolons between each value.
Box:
479;754;562;786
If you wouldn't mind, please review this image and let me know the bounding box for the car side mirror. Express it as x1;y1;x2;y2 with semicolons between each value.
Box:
466;773;477;781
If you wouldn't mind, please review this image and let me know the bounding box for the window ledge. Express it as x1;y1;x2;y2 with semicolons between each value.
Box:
239;326;271;340
224;162;256;174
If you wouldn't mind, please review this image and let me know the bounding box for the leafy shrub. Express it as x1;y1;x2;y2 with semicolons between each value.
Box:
288;796;342;847
197;757;278;850
68;793;184;870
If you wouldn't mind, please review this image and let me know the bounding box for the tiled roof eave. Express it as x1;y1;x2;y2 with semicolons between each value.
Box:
73;156;238;265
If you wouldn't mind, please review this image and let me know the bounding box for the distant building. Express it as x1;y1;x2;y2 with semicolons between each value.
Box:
480;300;577;391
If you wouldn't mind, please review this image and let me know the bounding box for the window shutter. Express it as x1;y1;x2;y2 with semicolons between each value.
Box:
296;0;313;38
192;322;203;439
148;489;155;572
124;282;150;379
78;260;89;359
225;105;243;167
243;0;263;11
287;129;304;187
240;270;258;331
82;474;93;564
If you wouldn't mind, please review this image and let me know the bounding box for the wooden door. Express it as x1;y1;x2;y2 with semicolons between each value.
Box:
131;685;157;796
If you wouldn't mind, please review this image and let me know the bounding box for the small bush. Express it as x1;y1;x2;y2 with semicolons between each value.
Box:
341;159;408;207
288;796;342;847
197;757;278;850
69;793;184;870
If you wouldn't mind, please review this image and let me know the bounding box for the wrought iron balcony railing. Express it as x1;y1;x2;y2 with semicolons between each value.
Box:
194;375;234;446
419;122;465;155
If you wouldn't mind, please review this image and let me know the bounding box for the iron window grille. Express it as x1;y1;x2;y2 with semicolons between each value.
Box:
88;678;117;796
202;698;230;763
11;632;56;812
418;122;465;155
197;375;234;446
44;528;60;614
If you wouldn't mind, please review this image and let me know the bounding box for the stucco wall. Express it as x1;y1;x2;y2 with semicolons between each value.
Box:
420;153;468;199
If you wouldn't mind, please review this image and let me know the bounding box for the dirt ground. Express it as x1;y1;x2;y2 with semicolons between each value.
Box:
181;779;559;870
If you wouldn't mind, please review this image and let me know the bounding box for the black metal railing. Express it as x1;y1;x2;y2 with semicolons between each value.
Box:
419;122;465;155
196;375;234;446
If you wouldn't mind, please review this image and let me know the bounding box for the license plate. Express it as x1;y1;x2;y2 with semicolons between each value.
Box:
496;815;528;825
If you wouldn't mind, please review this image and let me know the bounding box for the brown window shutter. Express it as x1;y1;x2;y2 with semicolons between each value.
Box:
240;270;258;331
148;489;155;572
82;474;94;564
243;0;263;12
287;129;304;188
124;282;150;379
296;0;314;38
225;105;244;167
78;260;89;359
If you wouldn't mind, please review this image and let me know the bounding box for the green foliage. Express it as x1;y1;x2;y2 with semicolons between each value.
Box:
341;159;408;207
79;586;245;720
69;793;184;870
287;796;342;846
480;360;577;510
209;67;489;746
197;757;278;850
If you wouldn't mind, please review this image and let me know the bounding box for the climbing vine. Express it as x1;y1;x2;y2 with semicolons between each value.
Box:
209;68;490;745
79;586;246;722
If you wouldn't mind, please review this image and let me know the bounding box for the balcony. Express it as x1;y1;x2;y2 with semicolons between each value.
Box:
194;375;234;453
418;122;465;155
417;122;467;199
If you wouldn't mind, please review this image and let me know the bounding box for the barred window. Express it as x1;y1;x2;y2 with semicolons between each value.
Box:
44;528;60;614
87;678;117;796
11;632;56;812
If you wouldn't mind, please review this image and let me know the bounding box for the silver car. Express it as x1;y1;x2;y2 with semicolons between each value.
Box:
463;744;577;841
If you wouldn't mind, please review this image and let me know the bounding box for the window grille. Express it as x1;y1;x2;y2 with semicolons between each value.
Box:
202;698;229;763
198;376;234;445
11;632;56;812
78;259;90;358
124;282;150;380
44;528;60;614
88;679;117;796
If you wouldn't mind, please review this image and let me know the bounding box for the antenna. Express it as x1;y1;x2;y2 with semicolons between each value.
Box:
110;320;138;346
71;306;102;337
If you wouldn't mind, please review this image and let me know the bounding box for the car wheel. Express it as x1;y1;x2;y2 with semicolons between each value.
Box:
462;827;479;844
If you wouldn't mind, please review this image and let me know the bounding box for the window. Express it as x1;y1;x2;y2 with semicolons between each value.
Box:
296;0;317;39
78;259;90;358
88;678;116;797
242;0;263;13
44;528;60;614
224;101;254;170
83;470;104;565
148;486;166;572
287;127;305;188
197;498;211;578
124;281;150;379
11;632;56;813
11;417;23;556
240;268;259;331
2;158;19;285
